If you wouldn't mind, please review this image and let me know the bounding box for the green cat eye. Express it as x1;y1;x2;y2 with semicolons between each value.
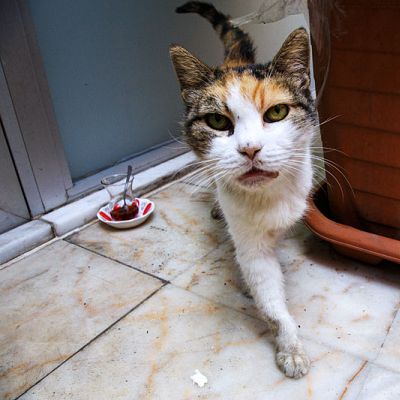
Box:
205;113;232;131
263;104;289;123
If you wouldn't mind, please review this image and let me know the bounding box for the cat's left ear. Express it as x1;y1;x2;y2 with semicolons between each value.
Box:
271;28;310;89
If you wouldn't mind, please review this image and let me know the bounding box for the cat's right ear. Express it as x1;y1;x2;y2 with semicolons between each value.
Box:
169;45;213;92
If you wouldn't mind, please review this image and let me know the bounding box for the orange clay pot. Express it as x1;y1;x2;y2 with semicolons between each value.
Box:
305;0;400;264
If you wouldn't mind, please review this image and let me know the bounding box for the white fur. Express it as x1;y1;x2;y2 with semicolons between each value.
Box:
210;82;314;378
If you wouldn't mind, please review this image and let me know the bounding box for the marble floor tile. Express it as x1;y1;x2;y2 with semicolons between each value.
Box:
173;240;260;318
173;224;400;362
0;240;162;400
281;233;400;361
356;364;400;400
67;182;227;281
20;285;367;400
374;309;400;373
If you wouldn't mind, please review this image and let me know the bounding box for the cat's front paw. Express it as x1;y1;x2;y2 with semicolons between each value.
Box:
276;349;310;379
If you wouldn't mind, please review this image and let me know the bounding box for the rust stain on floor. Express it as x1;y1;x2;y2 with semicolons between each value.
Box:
338;360;368;400
1;353;68;399
186;273;200;290
351;314;371;323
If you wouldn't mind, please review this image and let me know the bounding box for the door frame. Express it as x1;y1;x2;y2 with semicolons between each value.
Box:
0;0;72;216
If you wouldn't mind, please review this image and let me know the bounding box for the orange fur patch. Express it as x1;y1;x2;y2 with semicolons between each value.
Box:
208;83;228;104
222;73;293;114
197;71;296;123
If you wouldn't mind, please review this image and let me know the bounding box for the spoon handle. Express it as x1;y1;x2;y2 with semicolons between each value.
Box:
123;165;133;206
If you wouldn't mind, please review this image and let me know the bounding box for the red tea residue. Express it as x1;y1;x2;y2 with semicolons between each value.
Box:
110;202;138;221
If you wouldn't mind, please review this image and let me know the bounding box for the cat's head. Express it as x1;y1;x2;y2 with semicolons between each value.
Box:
170;4;316;190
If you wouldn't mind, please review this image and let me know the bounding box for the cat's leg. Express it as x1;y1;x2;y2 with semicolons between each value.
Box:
237;251;310;378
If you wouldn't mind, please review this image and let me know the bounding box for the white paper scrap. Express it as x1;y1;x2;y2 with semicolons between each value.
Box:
190;369;208;387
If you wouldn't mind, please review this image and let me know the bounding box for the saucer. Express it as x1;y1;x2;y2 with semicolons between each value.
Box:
97;198;155;229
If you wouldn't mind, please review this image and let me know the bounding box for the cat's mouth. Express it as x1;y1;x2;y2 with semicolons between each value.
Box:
238;167;279;185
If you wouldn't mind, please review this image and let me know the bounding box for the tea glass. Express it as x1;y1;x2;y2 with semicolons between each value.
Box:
101;173;135;209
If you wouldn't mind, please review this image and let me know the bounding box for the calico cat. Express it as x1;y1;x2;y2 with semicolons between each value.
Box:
170;2;316;378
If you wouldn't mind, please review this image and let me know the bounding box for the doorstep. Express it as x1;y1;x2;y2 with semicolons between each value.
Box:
0;220;53;266
0;152;196;266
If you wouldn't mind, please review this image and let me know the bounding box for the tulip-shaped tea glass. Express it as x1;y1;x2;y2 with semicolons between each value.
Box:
101;173;135;209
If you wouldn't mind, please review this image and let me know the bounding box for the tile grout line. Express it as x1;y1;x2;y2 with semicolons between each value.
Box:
334;297;400;396
368;302;400;368
64;218;230;287
168;277;400;375
346;298;400;396
66;235;230;288
65;240;170;285
13;283;168;400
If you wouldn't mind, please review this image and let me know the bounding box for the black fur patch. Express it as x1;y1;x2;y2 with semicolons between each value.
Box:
176;1;255;65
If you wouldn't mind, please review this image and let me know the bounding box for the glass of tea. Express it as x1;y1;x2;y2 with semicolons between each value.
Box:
101;172;138;221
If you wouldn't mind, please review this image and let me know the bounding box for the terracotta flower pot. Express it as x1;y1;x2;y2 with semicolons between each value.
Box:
305;0;400;264
306;185;400;264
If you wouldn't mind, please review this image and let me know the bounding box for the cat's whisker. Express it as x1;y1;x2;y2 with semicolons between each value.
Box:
183;166;217;186
185;172;214;187
167;129;187;146
186;163;226;185
175;163;216;183
211;170;232;186
283;162;333;193
194;169;220;186
291;146;348;156
185;160;219;174
288;158;345;200
292;153;355;198
187;159;221;169
188;168;228;193
165;145;191;151
316;114;343;127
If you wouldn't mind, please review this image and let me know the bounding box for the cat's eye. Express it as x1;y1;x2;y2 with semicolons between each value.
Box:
205;113;232;131
263;104;289;123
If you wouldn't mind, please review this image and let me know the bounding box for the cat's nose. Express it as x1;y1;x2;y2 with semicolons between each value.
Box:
238;145;262;160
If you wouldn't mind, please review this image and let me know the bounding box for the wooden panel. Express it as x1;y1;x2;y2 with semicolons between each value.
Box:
329;49;400;95
322;123;400;168
325;157;400;200
320;87;400;134
318;0;400;233
332;4;400;54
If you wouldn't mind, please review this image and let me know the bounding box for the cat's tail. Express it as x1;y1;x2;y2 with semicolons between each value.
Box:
176;1;255;67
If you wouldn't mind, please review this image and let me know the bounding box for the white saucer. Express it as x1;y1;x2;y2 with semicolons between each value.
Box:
97;198;155;229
